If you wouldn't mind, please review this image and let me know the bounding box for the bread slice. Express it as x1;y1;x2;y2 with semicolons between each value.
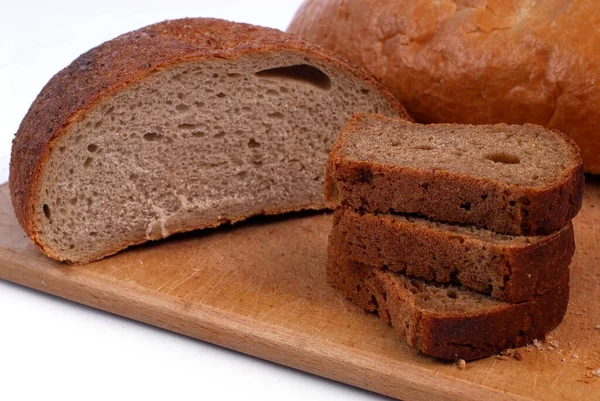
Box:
329;207;574;303
325;114;584;235
327;254;570;361
9;18;408;264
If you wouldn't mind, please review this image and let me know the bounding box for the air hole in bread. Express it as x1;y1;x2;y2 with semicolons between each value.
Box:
255;64;332;90
176;104;190;112
361;89;369;95
192;131;205;138
83;157;93;168
460;201;472;211
43;204;51;221
87;144;99;152
484;152;521;164
446;290;458;299
69;197;77;205
178;123;198;130
90;232;98;237
414;145;434;151
248;138;260;148
143;132;163;142
268;112;284;119
216;92;226;98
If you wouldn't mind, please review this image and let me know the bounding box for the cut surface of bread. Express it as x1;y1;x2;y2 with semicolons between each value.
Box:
327;254;570;361
9;19;407;264
330;207;574;303
326;114;584;235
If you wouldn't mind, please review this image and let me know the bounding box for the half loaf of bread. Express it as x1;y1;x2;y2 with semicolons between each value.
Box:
9;18;408;264
330;207;574;303
326;114;584;235
327;253;570;361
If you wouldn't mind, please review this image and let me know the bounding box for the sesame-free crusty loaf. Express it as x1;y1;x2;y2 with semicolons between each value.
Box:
330;207;574;303
9;18;408;264
289;0;600;173
325;114;584;235
327;253;570;361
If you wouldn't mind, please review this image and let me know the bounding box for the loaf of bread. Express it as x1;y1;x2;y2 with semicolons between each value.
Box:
326;114;584;235
327;253;570;361
9;18;408;264
289;0;600;173
330;207;574;302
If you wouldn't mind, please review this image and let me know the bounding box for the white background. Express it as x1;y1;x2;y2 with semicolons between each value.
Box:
0;2;388;400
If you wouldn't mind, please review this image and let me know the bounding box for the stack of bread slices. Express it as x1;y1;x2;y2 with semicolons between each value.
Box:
325;114;585;361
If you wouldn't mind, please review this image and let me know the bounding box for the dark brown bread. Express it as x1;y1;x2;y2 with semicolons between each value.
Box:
327;253;570;361
326;114;584;235
9;18;408;264
330;207;574;303
289;0;600;174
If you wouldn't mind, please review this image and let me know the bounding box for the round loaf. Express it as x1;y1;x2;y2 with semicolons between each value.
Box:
289;0;600;173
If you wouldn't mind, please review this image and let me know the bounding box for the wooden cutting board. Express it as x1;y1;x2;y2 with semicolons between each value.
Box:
0;181;599;401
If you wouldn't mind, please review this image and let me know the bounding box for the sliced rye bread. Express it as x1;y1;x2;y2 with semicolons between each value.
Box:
9;19;408;264
326;253;570;361
325;114;584;235
329;207;574;303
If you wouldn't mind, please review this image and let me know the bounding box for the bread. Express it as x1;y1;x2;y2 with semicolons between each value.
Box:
9;18;408;264
327;253;570;360
288;0;600;173
325;114;584;235
330;207;574;302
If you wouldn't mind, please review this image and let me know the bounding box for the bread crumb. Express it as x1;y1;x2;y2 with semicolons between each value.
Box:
593;369;600;378
499;348;524;361
533;339;542;349
514;350;524;361
549;340;559;348
595;324;600;329
495;355;509;361
456;359;466;370
572;354;579;359
547;345;555;351
561;358;567;362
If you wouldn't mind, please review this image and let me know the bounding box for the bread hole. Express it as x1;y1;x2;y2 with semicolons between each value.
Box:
87;144;99;153
213;73;219;78
279;86;289;93
89;232;98;237
267;112;284;119
87;198;93;207
532;174;539;180
194;101;205;108
129;173;138;181
94;120;103;128
83;157;93;168
69;197;77;205
414;145;434;151
460;201;471;211
422;294;431;301
59;146;66;153
356;284;362;292
216;92;226;98
519;197;531;206
484;152;520;164
192;131;205;138
178;123;198;130
42;204;51;221
214;131;226;138
360;88;370;95
226;73;241;78
75;135;83;144
266;89;279;96
69;244;75;250
446;290;458;299
248;138;260;148
176;104;190;112
481;194;488;200
177;92;184;99
255;64;332;90
143;132;163;142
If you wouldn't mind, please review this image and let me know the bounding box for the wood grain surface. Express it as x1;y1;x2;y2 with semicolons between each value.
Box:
0;181;598;401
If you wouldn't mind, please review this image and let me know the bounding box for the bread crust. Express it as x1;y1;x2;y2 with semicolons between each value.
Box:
9;18;408;262
325;114;584;236
327;254;569;361
330;207;574;302
289;0;600;173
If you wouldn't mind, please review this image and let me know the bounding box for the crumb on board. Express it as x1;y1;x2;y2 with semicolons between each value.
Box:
456;359;466;370
572;354;579;359
499;348;524;361
561;358;567;362
596;324;600;329
549;340;559;348
533;339;542;349
593;369;600;378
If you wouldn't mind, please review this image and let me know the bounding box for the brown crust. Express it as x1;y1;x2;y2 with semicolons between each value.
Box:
329;207;574;303
289;0;600;173
325;114;584;236
327;254;570;361
9;18;409;262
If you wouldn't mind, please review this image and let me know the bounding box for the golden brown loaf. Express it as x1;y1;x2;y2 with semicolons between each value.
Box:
9;18;408;264
289;0;600;173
